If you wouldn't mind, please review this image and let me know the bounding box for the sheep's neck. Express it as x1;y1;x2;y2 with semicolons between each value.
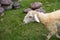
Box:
37;13;47;24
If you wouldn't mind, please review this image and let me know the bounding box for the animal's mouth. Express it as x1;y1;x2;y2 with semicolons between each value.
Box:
23;20;28;24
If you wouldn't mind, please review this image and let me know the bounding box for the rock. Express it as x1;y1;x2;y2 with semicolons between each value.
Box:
30;2;42;10
0;7;4;13
0;7;4;16
12;0;18;2
2;5;12;10
1;0;12;6
12;2;20;9
35;8;45;13
23;8;32;13
0;4;1;7
12;0;21;2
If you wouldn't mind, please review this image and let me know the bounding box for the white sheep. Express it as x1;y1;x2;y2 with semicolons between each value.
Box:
23;10;60;40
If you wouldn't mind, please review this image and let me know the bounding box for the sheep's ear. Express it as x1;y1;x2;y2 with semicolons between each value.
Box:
34;14;40;23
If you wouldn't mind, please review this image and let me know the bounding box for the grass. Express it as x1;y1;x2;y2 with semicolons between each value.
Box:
0;0;60;40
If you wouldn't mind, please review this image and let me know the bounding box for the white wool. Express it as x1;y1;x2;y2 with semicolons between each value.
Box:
23;10;60;40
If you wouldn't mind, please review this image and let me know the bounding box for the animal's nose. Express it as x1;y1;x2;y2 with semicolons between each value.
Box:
23;20;28;24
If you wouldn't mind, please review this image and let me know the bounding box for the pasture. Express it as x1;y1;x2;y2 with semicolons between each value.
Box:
0;0;60;40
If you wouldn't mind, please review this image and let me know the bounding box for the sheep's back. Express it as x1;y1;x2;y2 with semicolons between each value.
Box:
47;10;60;20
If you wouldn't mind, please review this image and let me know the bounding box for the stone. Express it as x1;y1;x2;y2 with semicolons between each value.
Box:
0;4;1;7
0;7;4;16
0;7;4;13
35;8;45;13
2;5;12;10
30;2;42;10
1;0;12;6
12;0;21;2
12;2;20;9
23;8;32;13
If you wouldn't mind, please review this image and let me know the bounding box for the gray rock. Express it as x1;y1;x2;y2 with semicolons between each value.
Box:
0;4;1;7
23;8;32;13
30;2;42;10
0;7;4;16
2;5;12;10
35;8;45;13
12;0;19;2
12;0;21;2
12;0;18;2
1;0;12;6
0;7;4;13
12;2;20;9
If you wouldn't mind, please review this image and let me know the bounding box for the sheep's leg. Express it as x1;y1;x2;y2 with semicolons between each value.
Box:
46;32;54;40
46;23;57;40
56;33;60;38
46;30;57;40
54;21;60;38
46;33;51;40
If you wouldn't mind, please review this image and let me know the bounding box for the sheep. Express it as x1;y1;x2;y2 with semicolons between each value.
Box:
23;10;60;40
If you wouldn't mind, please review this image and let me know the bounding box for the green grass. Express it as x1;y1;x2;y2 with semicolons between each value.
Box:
0;0;60;40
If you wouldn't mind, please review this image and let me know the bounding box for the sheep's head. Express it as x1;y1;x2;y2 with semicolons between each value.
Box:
23;10;40;24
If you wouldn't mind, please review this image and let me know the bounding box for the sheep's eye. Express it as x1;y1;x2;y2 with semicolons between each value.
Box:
29;16;32;18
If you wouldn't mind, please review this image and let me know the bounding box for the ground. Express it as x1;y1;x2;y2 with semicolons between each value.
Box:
0;0;60;40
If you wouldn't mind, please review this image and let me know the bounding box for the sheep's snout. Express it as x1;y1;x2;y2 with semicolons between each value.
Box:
23;20;28;24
